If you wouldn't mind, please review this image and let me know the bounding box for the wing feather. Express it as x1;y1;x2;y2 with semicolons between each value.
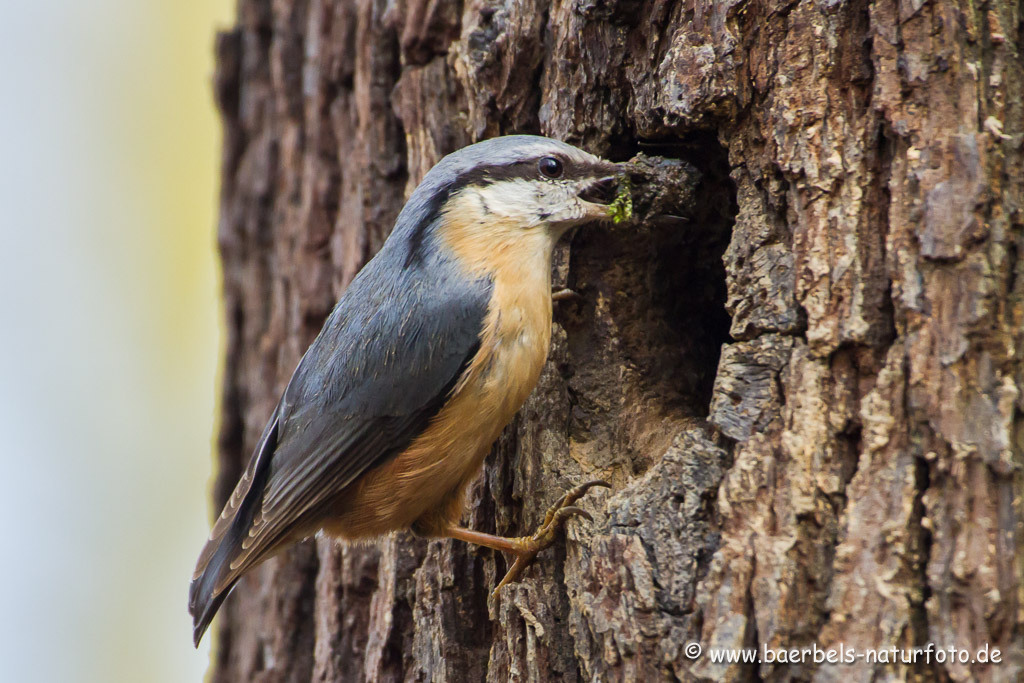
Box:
203;244;490;592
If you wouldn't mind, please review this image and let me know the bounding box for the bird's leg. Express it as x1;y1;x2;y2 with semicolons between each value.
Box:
443;480;610;599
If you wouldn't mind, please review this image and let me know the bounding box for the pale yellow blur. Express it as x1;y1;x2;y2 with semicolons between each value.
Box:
0;1;233;682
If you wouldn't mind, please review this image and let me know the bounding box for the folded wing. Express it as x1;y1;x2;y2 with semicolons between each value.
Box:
189;254;490;645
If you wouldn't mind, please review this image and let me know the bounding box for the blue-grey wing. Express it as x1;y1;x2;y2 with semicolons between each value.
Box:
212;250;490;590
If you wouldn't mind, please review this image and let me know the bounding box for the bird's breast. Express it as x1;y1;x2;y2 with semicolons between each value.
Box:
468;282;552;413
323;206;558;537
323;266;555;539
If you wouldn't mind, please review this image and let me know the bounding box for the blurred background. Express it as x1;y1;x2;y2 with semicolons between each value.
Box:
0;1;233;681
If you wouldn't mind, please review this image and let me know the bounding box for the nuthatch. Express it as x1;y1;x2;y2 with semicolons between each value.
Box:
189;135;624;646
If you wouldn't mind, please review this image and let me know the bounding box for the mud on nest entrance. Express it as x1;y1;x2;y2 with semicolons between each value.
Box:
556;132;735;464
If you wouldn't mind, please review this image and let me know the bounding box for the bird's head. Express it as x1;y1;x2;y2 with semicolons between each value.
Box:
397;136;624;270
434;136;622;235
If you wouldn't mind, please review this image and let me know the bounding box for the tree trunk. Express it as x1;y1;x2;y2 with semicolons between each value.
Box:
207;0;1023;680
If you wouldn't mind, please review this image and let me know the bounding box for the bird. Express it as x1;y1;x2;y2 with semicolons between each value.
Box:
189;135;622;646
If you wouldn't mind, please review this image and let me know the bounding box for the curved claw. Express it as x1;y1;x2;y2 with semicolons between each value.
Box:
532;506;593;548
542;479;611;526
491;479;613;603
492;555;531;599
552;505;592;524
576;479;612;494
563;480;611;502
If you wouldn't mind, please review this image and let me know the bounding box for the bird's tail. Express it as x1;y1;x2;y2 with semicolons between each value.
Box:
188;562;237;647
189;419;279;647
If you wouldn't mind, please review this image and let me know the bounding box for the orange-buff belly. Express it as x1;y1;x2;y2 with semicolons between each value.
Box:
323;200;556;539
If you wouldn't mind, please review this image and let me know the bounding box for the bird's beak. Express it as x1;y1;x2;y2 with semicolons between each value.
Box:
577;175;620;206
577;161;632;224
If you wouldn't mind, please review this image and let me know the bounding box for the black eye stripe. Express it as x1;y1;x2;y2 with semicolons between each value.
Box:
450;156;600;190
407;154;609;265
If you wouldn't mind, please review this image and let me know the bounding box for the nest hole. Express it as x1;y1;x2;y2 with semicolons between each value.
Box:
562;132;735;428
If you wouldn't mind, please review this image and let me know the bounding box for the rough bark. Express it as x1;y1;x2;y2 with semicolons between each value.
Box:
207;0;1023;680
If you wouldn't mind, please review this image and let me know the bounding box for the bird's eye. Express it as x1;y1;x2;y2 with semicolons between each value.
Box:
538;156;563;179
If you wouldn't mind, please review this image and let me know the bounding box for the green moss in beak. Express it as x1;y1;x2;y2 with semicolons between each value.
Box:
609;175;633;224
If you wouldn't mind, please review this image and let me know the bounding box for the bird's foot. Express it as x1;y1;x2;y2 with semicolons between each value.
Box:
491;479;610;599
551;287;582;304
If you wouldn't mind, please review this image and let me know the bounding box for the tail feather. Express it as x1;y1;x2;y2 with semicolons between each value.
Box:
189;568;238;647
189;419;278;647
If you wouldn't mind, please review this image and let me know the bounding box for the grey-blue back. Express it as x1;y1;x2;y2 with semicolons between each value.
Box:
189;135;574;643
